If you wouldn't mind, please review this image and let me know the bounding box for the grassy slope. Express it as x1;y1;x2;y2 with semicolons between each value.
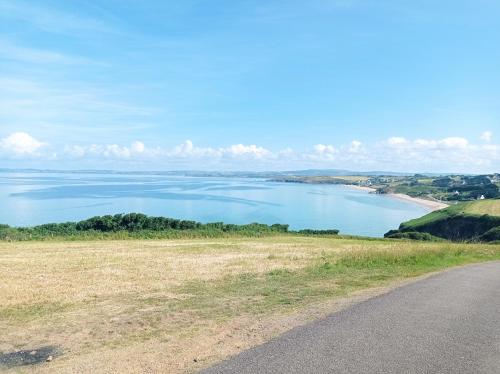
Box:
1;236;499;373
401;202;471;228
393;199;500;242
402;199;500;226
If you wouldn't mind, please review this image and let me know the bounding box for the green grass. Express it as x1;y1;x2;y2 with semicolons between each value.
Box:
172;242;500;321
386;199;500;242
392;184;442;197
0;228;293;242
0;302;70;321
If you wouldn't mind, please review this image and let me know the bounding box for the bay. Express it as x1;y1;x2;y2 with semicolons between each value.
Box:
0;171;428;237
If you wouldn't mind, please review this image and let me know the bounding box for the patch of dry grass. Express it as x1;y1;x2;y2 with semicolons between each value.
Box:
464;199;500;216
0;237;498;373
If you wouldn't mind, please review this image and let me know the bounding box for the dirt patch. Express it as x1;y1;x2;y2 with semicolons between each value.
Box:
0;346;60;369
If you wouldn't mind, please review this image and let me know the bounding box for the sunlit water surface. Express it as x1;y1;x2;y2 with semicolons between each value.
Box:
0;172;429;237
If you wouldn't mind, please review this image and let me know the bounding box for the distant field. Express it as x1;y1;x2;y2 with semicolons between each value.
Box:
271;175;370;184
462;199;500;216
1;237;499;373
333;175;370;182
298;175;370;182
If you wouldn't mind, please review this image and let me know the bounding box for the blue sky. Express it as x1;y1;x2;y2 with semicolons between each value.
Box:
0;0;499;172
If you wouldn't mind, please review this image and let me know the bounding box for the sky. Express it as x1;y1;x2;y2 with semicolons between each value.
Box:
0;0;499;173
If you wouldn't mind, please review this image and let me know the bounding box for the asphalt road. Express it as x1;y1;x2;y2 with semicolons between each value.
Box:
201;261;500;374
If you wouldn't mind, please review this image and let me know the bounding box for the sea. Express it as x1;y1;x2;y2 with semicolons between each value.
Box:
0;171;429;237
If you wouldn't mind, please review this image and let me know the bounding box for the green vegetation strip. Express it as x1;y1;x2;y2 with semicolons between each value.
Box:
159;244;500;322
0;213;339;241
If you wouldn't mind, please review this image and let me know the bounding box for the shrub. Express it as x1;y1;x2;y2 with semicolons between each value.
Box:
479;226;500;242
0;214;303;241
297;229;339;236
385;231;444;241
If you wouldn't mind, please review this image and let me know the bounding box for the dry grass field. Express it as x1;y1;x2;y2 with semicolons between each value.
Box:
463;199;500;216
1;237;499;373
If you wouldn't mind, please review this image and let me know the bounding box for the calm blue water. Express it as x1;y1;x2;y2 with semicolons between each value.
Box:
0;172;429;237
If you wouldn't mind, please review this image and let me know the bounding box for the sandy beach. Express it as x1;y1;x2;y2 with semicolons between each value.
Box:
388;193;449;212
345;185;448;212
346;185;377;193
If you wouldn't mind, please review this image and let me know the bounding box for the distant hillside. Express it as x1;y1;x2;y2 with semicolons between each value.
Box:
385;199;500;243
270;173;500;202
269;175;371;185
280;169;414;177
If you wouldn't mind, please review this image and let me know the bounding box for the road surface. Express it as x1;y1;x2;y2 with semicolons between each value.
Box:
201;261;500;374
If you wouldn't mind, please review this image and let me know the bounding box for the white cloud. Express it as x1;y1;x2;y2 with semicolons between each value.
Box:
172;140;196;156
371;136;497;172
439;137;468;149
387;137;408;146
62;140;274;162
63;145;86;158
131;141;145;154
385;136;469;150
168;141;273;160
225;144;271;159
277;147;294;157
65;143;136;159
303;144;337;161
169;140;220;158
348;140;362;153
414;139;436;147
314;144;337;159
101;144;131;158
0;132;46;155
313;144;336;154
2;135;499;173
298;136;500;173
480;131;493;142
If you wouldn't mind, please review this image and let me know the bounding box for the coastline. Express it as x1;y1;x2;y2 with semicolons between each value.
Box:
345;184;448;212
388;193;449;212
346;185;377;193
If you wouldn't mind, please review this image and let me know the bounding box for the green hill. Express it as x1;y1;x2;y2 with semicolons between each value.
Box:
385;199;500;242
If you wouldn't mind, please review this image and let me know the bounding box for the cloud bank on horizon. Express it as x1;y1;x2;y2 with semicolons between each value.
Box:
1;1;499;173
0;131;497;173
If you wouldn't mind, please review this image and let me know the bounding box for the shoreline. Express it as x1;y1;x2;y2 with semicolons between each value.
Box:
344;184;448;212
345;185;377;193
388;193;449;212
